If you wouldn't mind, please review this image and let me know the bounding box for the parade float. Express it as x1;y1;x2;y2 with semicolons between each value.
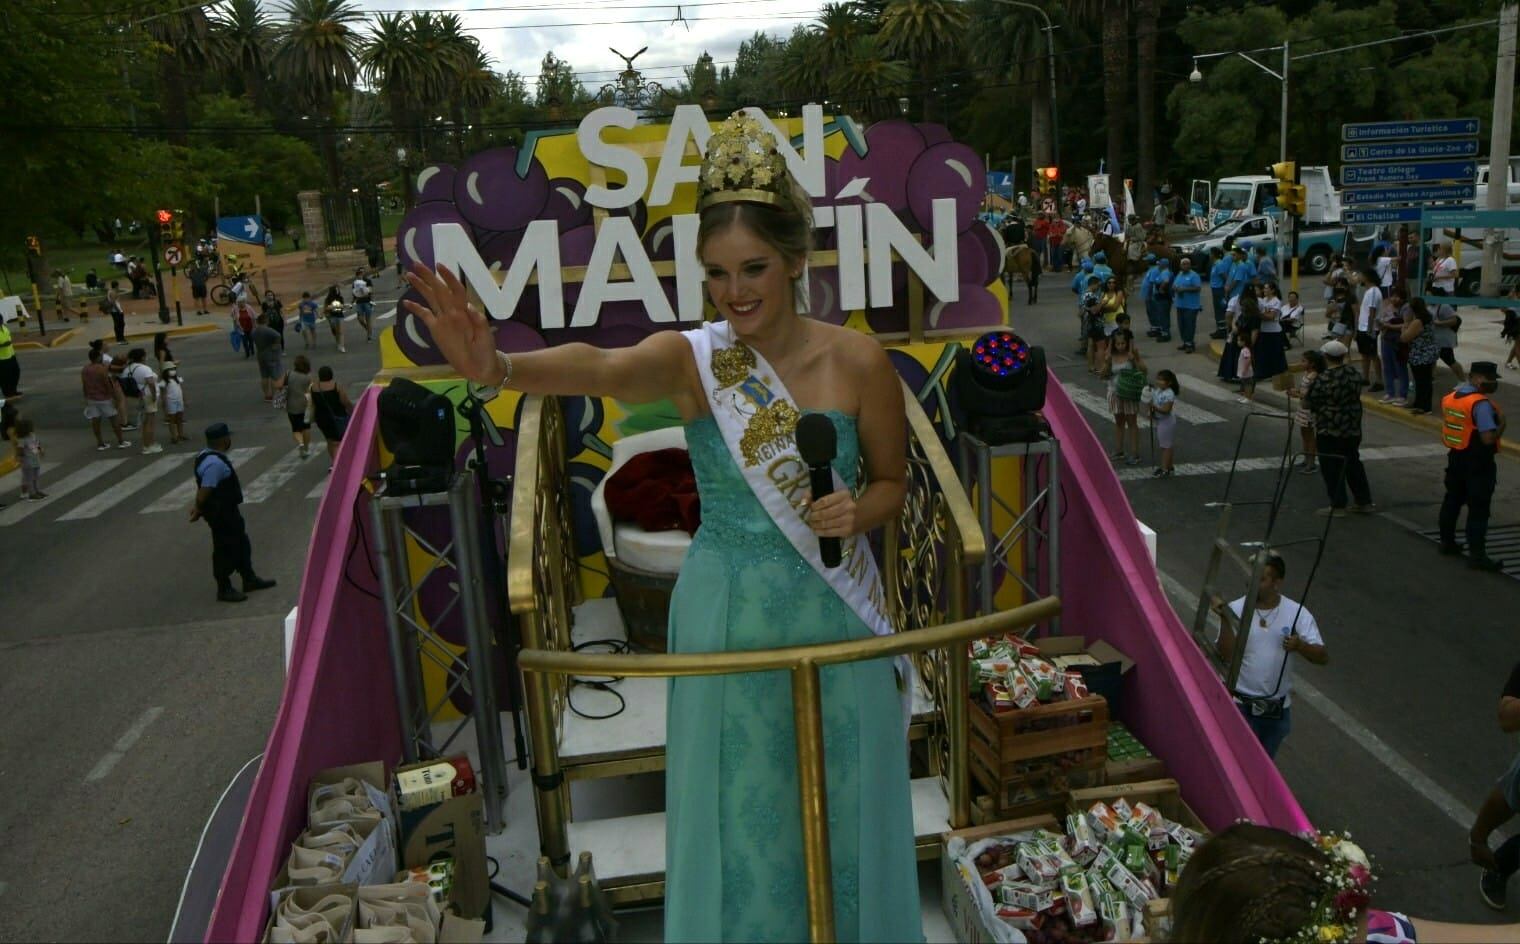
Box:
196;106;1309;943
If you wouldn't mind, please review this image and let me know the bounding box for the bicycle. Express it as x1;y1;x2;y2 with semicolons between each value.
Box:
209;255;253;306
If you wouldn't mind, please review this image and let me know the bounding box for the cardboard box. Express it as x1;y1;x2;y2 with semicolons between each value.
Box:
939;814;1060;944
268;762;400;911
393;764;489;922
1067;779;1207;837
264;882;358;943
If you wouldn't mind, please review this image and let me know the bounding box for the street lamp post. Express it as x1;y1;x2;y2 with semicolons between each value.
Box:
982;0;1060;176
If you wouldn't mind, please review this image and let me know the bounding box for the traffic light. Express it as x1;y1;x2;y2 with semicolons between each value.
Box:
171;209;184;243
1037;166;1059;195
1269;161;1307;217
156;208;174;244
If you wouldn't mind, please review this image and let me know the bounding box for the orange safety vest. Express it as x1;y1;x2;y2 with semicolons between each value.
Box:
1440;390;1501;451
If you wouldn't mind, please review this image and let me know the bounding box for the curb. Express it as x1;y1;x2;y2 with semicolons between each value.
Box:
13;327;81;350
124;323;222;341
0;455;16;478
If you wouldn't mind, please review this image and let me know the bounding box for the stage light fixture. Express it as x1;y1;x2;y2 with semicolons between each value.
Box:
377;378;458;494
949;331;1049;445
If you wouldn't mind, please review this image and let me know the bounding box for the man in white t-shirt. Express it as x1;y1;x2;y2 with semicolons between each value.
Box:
351;269;374;341
1355;269;1384;392
1430;242;1459;296
1212;553;1328;758
123;347;163;454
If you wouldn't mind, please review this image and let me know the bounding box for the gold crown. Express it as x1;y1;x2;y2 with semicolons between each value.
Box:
699;111;791;211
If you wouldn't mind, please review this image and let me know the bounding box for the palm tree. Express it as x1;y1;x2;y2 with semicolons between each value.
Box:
1065;0;1129;189
778;28;828;105
451;43;497;157
358;13;435;164
273;0;363;189
1133;0;1158;213
143;6;220;145
834;35;911;120
877;0;969;122
967;0;1055;167
214;0;273;107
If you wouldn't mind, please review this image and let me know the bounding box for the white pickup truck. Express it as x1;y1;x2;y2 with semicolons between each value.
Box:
1171;214;1349;275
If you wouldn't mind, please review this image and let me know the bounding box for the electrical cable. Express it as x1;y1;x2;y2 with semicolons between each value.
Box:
485;856;533;908
566;636;633;720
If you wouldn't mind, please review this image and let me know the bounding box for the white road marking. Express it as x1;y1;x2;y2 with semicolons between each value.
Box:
1154;568;1476;829
84;706;165;784
307;478;330;500
57;455;183;520
0;459;125;526
241;448;319;504
1113;443;1447;481
1067;385;1227;425
141;447;263;514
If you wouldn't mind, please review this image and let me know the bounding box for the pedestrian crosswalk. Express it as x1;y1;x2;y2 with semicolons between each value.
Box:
1066;385;1229;426
1;444;333;527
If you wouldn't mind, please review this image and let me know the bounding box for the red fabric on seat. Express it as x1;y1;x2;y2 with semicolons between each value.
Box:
604;448;701;535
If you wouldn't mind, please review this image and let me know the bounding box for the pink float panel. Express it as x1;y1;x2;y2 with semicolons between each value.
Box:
205;388;403;944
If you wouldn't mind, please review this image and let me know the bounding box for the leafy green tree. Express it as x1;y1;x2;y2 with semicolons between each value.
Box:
966;0;1059;167
143;5;222;146
272;0;363;190
535;51;581;109
834;35;911;120
877;0;969;122
359;13;434;157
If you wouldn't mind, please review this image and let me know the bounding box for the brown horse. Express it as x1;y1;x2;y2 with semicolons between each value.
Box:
1061;223;1131;284
1003;244;1039;304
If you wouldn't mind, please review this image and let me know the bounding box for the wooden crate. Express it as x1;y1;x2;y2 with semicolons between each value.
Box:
967;694;1109;815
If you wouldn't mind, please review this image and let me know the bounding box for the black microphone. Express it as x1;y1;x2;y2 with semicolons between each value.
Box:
796;412;842;568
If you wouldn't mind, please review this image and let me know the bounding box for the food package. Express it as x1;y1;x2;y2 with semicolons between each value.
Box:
1065;813;1101;866
1005;668;1039;709
984;681;1015;711
998;880;1056;912
1163;844;1182;892
1016;844;1062;887
1111;798;1133;822
1103;859;1155;909
399;859;455;906
1167;820;1203;851
1018;657;1062;701
970;638;991;659
977;659;1018;683
994;905;1042;931
268;886;357;944
1004;633;1042;657
1060;867;1098;928
1063;670;1090;701
357;882;441;944
394;755;477;812
1087;801;1123;841
980;864;1022;888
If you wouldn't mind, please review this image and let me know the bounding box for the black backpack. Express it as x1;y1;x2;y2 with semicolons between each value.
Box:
119;365;142;398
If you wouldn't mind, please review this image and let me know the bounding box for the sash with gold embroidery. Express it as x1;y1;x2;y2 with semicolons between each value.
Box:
682;321;897;642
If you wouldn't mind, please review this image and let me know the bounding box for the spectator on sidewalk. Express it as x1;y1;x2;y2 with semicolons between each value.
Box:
262;290;286;350
1306;340;1376;518
1472;661;1520;909
53;270;74;322
1255;281;1289;387
1288;349;1325;475
1355;269;1385;392
352;269;374;342
1431;298;1466;383
1254;245;1277;287
1378;286;1411;405
1209;247;1231;339
188;260;210;316
1429;242;1459;296
14;417;44;501
81;347;127;450
106;280;126;343
1226;245;1256;304
1439;361;1506;571
1506;284;1520;371
234;300;256;359
1212;553;1327;758
1172;256;1203;353
1402;297;1441;415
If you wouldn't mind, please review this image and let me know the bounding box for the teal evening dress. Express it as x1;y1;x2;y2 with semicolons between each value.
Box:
663;410;923;942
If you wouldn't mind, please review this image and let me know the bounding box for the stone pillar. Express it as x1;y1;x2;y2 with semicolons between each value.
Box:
298;190;328;267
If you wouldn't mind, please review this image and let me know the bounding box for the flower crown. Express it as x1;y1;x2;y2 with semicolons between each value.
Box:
1266;831;1374;944
698;111;791;211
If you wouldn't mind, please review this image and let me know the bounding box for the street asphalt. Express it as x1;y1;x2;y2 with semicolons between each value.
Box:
2;266;1516;938
0;272;399;942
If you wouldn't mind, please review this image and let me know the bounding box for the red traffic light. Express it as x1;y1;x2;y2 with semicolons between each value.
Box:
155;209;174;224
1041;167;1059;180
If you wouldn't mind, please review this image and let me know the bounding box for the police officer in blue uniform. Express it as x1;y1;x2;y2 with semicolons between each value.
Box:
192;422;276;602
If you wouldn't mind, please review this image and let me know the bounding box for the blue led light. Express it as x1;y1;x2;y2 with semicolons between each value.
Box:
970;331;1031;379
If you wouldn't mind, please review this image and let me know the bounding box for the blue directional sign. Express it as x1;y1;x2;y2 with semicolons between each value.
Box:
1341;117;1480;142
1341;139;1479;163
1341;160;1477;187
1341;184;1476;206
1342;207;1471;225
216;215;267;246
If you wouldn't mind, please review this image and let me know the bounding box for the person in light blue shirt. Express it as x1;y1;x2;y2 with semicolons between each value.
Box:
1172;256;1204;352
1255;246;1278;286
1071;259;1094;297
1227;246;1256;300
1144;256;1174;342
1091;251;1114;287
1209;247;1233;337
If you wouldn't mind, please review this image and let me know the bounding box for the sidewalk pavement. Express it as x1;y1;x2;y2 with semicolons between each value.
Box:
6;239;392;351
1207;302;1520;459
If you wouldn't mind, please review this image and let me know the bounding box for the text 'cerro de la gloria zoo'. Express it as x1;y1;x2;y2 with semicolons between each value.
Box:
430;104;965;329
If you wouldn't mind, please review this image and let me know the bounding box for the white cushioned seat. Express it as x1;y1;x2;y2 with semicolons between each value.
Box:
590;426;692;576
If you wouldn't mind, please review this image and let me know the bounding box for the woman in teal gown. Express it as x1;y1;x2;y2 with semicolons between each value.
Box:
404;112;922;942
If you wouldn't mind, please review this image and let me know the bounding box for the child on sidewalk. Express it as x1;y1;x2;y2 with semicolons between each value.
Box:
1288;349;1325;474
162;361;186;443
1235;326;1256;403
1150;370;1179;478
15;417;45;500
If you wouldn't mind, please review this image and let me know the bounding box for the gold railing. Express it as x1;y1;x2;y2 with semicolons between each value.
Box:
885;379;987;828
518;598;1060;943
507;385;990;870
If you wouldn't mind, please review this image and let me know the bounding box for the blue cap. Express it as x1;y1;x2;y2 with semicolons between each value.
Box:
1159;257;1170;267
1239;242;1251;251
1144;253;1156;262
1094;251;1107;263
1082;260;1093;271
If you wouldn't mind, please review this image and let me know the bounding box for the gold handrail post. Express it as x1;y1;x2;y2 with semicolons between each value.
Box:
946;531;970;829
790;659;837;943
523;610;571;871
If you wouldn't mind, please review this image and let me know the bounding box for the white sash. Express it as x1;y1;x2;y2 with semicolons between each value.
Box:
683;322;916;722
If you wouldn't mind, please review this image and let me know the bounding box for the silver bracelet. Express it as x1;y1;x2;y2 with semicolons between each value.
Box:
494;350;513;389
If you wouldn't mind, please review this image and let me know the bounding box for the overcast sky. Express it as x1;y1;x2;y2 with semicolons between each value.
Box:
350;0;823;96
